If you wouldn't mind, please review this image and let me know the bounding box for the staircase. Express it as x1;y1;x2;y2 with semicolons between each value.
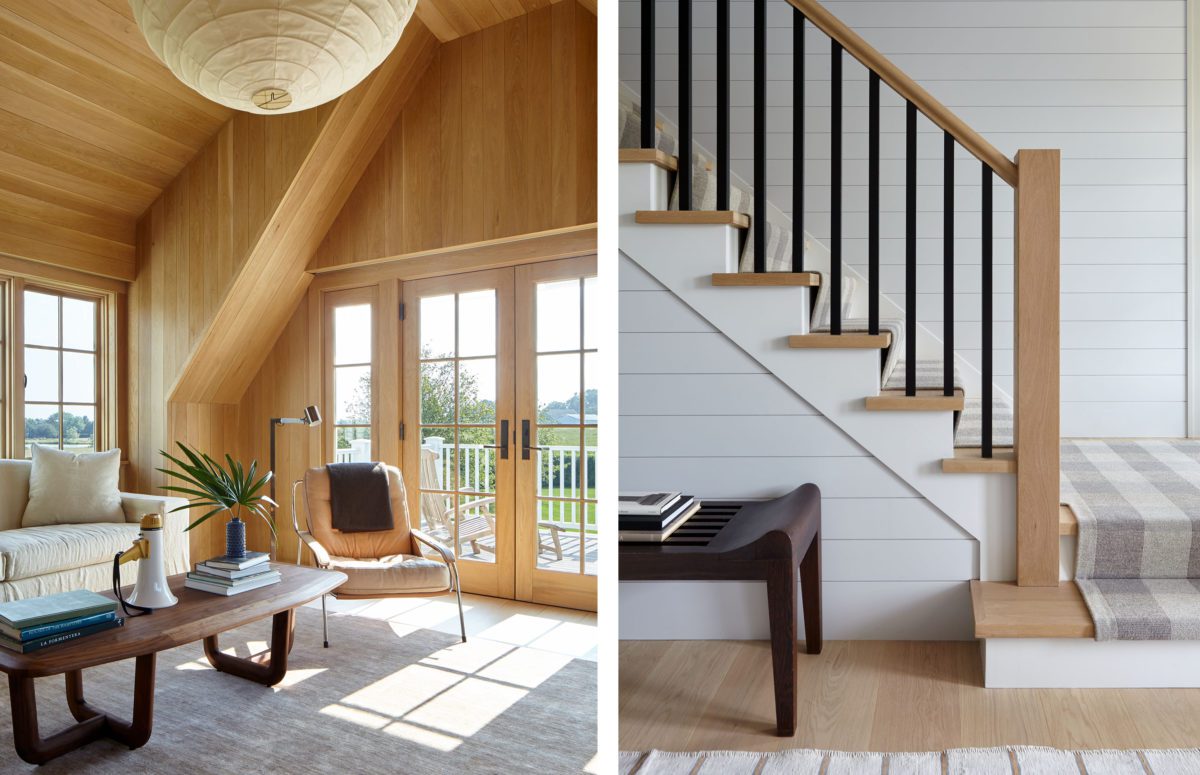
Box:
620;0;1088;680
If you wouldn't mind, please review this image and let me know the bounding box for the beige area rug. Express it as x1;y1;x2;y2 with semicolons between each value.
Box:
621;747;1200;774
0;607;596;773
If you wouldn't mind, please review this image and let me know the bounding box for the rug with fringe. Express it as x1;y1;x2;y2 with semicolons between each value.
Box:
620;747;1200;774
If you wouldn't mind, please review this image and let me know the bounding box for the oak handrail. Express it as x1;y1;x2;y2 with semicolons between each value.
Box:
787;0;1019;187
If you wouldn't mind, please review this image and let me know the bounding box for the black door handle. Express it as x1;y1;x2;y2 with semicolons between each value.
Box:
521;419;545;460
482;419;510;459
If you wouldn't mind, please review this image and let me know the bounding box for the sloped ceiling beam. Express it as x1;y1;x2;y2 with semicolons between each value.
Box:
168;23;438;405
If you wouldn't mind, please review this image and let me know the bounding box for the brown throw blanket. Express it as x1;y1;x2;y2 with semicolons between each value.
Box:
327;462;394;533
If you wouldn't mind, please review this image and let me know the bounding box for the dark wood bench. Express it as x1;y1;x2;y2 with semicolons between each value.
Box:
619;484;822;736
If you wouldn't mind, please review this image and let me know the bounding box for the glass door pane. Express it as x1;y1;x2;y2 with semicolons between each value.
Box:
515;257;598;610
404;269;515;601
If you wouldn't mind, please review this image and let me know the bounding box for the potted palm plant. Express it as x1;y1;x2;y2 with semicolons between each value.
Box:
157;442;277;560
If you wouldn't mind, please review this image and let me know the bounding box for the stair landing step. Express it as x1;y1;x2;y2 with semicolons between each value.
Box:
971;580;1094;639
619;148;678;171
942;447;1015;473
712;272;820;287
866;389;965;412
788;332;892;349
1060;504;1078;536
635;210;750;228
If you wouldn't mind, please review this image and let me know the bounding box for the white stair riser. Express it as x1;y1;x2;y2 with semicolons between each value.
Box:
619;162;671;212
1061;535;1077;581
983;638;1200;688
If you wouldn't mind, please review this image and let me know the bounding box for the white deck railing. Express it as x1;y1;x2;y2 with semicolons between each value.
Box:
333;438;596;530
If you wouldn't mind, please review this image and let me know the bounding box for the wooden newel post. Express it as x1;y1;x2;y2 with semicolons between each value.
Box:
1014;149;1061;586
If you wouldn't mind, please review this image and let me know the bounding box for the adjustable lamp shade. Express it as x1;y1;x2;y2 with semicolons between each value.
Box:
129;0;417;115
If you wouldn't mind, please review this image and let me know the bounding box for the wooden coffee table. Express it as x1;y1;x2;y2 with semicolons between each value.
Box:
0;563;346;764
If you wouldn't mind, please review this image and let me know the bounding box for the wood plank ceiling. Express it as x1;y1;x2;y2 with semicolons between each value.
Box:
0;0;233;281
0;0;591;282
419;0;592;41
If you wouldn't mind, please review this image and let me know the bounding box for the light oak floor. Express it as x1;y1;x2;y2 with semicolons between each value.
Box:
619;640;1200;752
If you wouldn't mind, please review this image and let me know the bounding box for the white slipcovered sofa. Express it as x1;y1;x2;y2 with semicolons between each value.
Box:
0;459;190;601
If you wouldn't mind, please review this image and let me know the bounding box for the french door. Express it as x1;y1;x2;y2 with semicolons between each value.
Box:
402;257;597;610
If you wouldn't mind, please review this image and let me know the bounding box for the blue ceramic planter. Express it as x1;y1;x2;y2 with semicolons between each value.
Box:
226;517;247;559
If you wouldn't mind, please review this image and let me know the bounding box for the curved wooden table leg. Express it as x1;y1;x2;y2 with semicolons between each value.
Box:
65;653;156;749
8;653;156;765
203;608;295;686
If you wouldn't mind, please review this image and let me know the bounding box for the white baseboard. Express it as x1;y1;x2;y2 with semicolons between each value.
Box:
618;579;973;641
983;637;1200;688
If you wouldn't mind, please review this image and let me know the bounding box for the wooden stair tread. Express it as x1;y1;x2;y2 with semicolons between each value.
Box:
619;148;678;172
942;447;1015;474
712;272;820;287
1060;504;1078;536
971;580;1094;638
866;389;965;411
635;210;750;228
788;332;892;349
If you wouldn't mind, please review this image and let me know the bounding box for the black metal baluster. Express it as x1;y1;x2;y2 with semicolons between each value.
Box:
792;9;805;272
943;132;955;397
830;41;842;333
679;0;693;210
905;101;916;396
717;0;730;211
868;72;879;336
753;0;766;271
640;0;655;148
982;164;993;458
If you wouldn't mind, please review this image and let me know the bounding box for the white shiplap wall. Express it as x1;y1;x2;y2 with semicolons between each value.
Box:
618;0;1188;436
618;252;977;640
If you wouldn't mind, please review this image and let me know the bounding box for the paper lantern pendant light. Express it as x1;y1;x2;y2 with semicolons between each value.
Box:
129;0;417;115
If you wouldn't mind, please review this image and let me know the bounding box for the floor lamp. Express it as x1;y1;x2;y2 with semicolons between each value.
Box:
269;406;322;558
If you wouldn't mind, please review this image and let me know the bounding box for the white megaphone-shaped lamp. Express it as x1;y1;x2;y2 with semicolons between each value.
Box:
116;513;179;609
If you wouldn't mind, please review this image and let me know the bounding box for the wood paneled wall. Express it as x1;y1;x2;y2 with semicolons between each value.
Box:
312;0;597;269
129;107;330;559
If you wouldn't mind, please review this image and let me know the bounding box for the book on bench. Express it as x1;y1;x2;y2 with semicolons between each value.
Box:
618;491;681;516
619;500;702;543
619;495;696;530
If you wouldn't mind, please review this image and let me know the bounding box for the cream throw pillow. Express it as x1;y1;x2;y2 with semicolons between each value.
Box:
21;445;124;527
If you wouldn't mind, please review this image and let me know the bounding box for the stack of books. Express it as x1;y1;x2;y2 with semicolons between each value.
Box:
0;590;123;653
618;491;701;542
185;551;281;595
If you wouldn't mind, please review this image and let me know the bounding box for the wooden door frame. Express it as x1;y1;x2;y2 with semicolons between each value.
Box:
401;268;518;600
514;255;598;611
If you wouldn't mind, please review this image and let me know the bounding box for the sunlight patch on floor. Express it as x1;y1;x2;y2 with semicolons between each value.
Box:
340;664;461;718
320;702;392;730
476;613;560;646
403;676;528;737
477;646;574;689
383;599;466;629
175;659;213;671
527;621;597;658
271;668;326;691
420;638;513;674
383;720;462;752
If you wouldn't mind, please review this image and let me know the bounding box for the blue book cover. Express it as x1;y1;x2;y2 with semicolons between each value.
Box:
0;618;124;654
0;611;117;642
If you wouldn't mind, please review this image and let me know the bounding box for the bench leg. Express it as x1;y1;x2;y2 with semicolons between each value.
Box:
766;559;797;737
204;608;295;686
800;531;823;655
8;653;157;765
